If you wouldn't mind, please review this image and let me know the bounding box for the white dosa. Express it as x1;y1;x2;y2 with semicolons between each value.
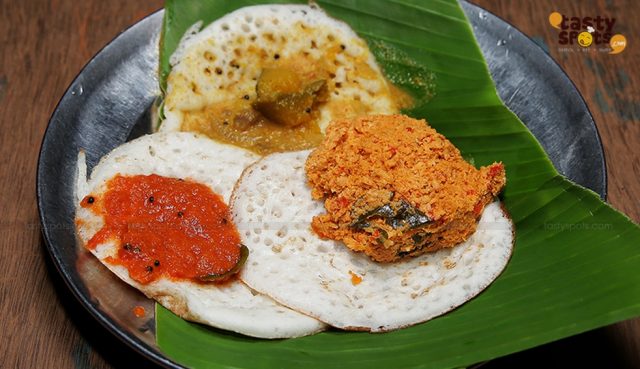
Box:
161;4;398;133
75;132;325;338
232;150;514;331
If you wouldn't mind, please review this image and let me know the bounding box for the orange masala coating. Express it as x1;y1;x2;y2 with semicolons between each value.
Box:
305;114;506;262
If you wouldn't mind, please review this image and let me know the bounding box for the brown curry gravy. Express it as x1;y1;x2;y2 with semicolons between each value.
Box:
180;52;413;156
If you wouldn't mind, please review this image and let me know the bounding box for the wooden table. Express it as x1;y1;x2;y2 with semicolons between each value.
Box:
1;0;637;367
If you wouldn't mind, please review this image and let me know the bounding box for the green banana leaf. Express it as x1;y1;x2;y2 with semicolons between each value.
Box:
157;0;640;368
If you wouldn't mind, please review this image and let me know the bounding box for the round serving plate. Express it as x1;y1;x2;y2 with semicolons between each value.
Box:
37;3;606;368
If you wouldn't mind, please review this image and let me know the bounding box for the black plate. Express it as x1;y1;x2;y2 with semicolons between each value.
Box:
37;3;606;368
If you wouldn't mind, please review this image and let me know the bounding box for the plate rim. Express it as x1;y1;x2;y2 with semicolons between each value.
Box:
463;0;607;200
36;9;181;369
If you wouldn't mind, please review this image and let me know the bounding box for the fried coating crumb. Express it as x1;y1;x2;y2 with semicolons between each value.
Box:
305;114;506;262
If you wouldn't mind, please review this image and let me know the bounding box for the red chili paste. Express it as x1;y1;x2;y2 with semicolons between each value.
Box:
81;174;242;284
133;305;146;318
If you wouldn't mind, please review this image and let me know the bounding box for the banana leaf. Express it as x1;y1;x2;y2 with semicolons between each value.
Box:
156;0;640;368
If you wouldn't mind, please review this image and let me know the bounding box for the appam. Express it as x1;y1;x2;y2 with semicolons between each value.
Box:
75;132;325;338
231;150;514;331
162;4;401;134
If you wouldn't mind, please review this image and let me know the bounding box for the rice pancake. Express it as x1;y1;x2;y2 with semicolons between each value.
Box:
75;132;325;338
231;150;514;331
161;4;405;154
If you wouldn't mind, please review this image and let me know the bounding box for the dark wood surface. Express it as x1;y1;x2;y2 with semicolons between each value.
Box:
0;0;637;368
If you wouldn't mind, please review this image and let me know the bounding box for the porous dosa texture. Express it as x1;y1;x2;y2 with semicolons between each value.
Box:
75;132;325;338
161;4;398;133
232;150;514;331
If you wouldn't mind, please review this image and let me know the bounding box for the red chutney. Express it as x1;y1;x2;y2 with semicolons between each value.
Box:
81;174;242;284
132;305;146;318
